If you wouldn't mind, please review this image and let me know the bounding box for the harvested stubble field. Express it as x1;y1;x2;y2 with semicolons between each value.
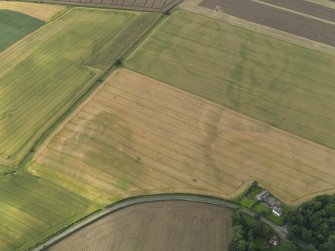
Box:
48;201;230;251
31;69;335;206
0;8;160;173
0;10;43;52
126;10;335;151
0;173;97;251
0;1;65;21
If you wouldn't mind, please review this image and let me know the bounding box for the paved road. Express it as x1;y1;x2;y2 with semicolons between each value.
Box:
32;194;288;251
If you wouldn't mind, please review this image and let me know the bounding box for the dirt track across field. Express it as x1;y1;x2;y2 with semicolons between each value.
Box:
47;201;230;251
27;0;180;12
261;0;335;22
199;0;335;47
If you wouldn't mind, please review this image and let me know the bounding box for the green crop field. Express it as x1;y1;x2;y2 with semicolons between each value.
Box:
0;10;44;52
0;7;160;251
0;173;97;251
126;9;335;150
0;8;160;173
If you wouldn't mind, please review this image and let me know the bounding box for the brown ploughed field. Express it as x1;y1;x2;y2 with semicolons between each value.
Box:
199;0;335;46
261;0;335;22
47;201;230;251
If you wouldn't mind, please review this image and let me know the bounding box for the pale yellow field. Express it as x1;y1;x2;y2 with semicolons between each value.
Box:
30;69;335;206
0;1;64;21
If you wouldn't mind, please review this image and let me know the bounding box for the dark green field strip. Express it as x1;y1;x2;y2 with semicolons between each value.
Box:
0;10;44;52
88;12;161;70
126;10;335;149
0;9;160;171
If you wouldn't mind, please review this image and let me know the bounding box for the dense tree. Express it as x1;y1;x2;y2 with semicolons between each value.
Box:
302;228;313;243
280;240;297;251
229;225;247;251
319;235;335;251
288;195;335;249
307;244;317;251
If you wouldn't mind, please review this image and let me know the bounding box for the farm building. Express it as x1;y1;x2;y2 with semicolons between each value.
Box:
264;196;278;208
269;235;281;246
272;207;283;217
256;190;269;201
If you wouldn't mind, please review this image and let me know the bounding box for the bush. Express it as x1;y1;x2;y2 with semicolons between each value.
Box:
114;58;123;66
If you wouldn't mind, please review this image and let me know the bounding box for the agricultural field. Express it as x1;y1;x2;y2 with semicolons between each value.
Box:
0;173;97;251
125;9;335;150
48;201;230;251
0;8;160;173
35;0;181;12
0;1;64;21
0;10;43;52
199;0;335;47
30;69;335;206
260;0;335;22
1;1;335;250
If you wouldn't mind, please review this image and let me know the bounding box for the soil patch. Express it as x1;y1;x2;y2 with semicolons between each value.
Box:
48;201;230;251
